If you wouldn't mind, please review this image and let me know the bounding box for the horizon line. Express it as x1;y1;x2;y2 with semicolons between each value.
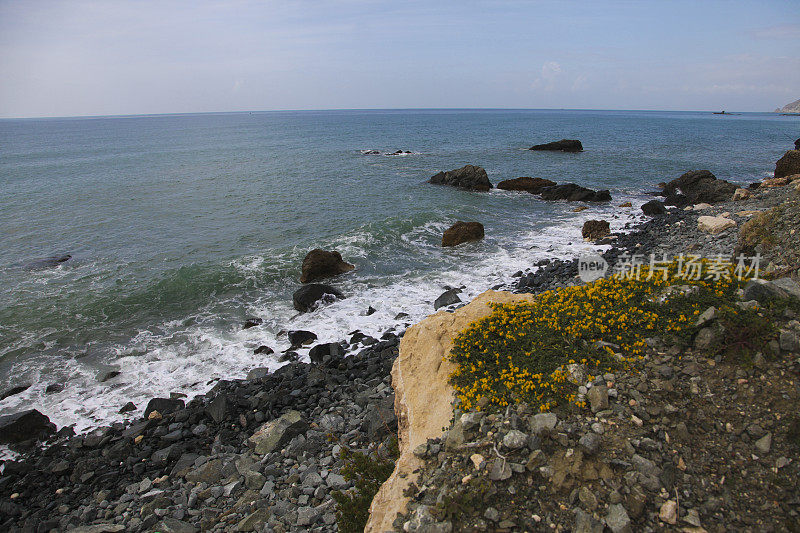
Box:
1;106;793;121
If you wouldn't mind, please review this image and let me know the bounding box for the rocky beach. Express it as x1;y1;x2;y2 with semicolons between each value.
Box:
1;140;800;533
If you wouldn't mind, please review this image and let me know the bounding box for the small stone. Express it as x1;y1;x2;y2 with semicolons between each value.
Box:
530;412;558;434
578;486;598;510
586;386;609;413
488;459;512;481
470;453;485;469
503;429;528;449
574;508;603;533
605;503;632;533
755;432;772;454
483;507;500;522
579;432;602;455
659;500;678;525
684;508;702;527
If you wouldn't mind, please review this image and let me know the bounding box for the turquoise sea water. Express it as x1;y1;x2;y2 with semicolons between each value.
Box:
0;109;797;431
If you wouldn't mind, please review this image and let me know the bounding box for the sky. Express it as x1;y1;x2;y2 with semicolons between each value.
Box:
0;0;798;118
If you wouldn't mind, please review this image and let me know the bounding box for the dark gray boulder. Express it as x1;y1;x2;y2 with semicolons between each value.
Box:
539;183;611;202
288;330;317;348
292;283;344;313
663;193;689;208
0;409;56;444
529;139;583;152
641;200;667;216
429;165;492;192
1;384;30;401
434;288;462;310
308;342;345;365
144;397;184;418
667;170;737;204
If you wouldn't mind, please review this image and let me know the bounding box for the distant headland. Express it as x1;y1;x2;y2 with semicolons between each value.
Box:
775;97;800;114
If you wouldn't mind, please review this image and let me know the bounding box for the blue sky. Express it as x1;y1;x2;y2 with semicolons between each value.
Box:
0;0;798;117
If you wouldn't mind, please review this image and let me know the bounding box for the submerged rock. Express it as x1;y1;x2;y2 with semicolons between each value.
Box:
0;384;31;401
288;330;317;348
300;249;354;283
529;139;583;152
292;283;344;312
497;177;556;194
429;165;492;191
25;254;71;270
539;183;611;202
441;221;485;247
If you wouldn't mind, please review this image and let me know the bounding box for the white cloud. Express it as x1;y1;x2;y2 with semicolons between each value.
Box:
531;61;562;90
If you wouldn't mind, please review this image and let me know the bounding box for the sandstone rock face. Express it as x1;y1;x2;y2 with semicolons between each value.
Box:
698;215;736;234
732;188;750;201
441;221;485;247
366;290;535;532
300;249;354;283
429;165;492;192
496;177;556;194
529;139;583;152
582;220;610;241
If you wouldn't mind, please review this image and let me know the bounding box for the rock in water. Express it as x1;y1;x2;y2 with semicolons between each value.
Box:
529;139;583;152
428;165;492;191
0;409;56;444
539;183;611;202
143;398;184;418
25;254;71;270
496;177;556;193
243;317;263;329
288;330;317;347
247;410;308;455
299;249;354;283
0;384;30;401
582;220;610;241
667;170;738;204
774;150;800;180
641;200;667;216
441;221;485;247
795;138;800;150
434;288;462;310
292;283;344;312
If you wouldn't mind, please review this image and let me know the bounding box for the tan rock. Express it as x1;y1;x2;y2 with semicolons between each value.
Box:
732;188;750;201
762;176;790;188
788;173;800;182
693;203;713;210
365;290;534;532
698;215;736;234
618;202;632;208
736;210;761;217
572;206;588;212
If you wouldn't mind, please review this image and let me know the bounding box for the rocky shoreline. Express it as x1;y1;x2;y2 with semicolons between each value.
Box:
1;148;799;531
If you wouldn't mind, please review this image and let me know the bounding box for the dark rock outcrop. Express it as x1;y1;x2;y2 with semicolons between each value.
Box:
441;221;485;247
308;342;345;365
582;220;611;241
428;165;492;192
529;139;583;152
497;177;556;194
539;184;611;202
1;384;30;401
0;410;56;444
795;138;800;150
253;345;274;355
434;289;462;310
243;318;263;329
292;283;344;313
641;200;667;216
663;193;689;208
288;330;317;348
775;150;800;180
144;398;184;418
25;254;71;270
299;249;354;284
666;170;737;204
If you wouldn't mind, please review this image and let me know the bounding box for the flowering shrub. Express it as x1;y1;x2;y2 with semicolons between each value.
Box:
448;259;750;412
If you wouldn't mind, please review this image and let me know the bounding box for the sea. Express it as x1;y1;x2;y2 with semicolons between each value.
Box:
0;109;797;437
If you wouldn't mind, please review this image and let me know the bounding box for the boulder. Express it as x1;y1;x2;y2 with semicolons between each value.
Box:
441;221;485;247
733;188;750;201
434;288;461;310
292;283;344;312
366;290;536;532
0;409;56;444
529;139;583;152
762;176;790;188
743;278;800;304
697;215;736;234
775;150;800;180
1;384;30;401
663;193;689;208
299;249;354;283
582;220;610;241
243;317;263;329
308;342;345;364
253;345;273;355
496;177;556;193
288;330;317;348
428;165;492;191
667;170;738;204
144;398;184;419
796;138;800;150
641;200;667;216
247;410;308;455
539;183;611;202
